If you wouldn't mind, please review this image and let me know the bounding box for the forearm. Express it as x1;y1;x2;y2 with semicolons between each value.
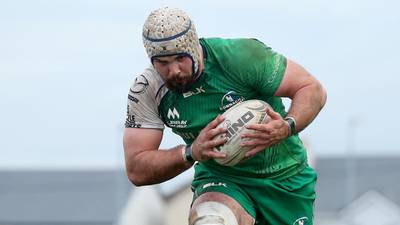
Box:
286;82;327;133
125;145;193;186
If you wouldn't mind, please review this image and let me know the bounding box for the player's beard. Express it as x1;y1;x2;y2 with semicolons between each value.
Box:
164;71;200;93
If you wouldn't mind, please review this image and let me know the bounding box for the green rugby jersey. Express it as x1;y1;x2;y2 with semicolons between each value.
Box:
126;38;307;179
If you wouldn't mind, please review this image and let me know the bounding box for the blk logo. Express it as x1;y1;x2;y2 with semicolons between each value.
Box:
183;86;205;98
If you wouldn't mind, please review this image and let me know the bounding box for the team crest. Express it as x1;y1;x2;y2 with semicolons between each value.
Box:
130;75;149;94
220;91;245;111
292;217;309;225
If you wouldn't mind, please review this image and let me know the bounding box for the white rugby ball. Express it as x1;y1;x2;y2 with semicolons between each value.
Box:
213;99;271;166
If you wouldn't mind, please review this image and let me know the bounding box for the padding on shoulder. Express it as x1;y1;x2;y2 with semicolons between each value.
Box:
189;201;238;225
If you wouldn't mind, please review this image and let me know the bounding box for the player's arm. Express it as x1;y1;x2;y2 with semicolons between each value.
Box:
123;115;227;186
242;59;326;156
123;127;192;186
274;59;327;133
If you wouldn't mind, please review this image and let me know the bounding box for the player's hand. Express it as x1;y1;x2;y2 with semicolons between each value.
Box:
191;115;227;161
240;108;290;158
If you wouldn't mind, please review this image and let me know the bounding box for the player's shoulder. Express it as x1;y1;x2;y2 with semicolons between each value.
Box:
128;65;168;104
126;66;167;130
201;37;269;53
201;37;277;73
129;66;164;96
201;37;273;62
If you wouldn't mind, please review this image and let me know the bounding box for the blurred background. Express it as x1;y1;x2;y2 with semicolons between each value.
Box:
1;0;399;224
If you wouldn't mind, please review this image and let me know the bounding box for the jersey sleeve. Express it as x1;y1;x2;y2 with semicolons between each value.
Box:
216;38;287;96
125;68;165;130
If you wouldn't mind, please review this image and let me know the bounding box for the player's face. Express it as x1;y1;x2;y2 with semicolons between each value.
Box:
153;55;195;91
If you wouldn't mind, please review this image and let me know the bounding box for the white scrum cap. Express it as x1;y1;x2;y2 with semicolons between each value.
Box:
142;7;201;74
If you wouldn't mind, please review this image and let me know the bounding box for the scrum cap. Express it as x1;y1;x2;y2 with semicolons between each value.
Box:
142;7;201;75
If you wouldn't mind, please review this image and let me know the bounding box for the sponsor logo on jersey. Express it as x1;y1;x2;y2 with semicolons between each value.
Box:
167;108;180;119
292;217;308;225
268;55;283;83
130;75;149;94
125;105;141;128
202;182;227;189
220;91;245;111
182;86;205;98
167;108;188;128
128;94;139;103
125;115;141;128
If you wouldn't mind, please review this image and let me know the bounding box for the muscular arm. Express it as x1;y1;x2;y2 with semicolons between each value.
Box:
242;59;327;156
274;59;327;133
123;128;192;186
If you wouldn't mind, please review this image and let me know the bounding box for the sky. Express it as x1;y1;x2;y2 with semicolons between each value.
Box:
1;0;399;169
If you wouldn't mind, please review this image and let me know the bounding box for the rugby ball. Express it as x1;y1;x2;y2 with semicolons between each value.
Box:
213;99;271;166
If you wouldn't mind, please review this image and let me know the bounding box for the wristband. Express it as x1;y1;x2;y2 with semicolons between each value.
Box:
284;116;297;136
182;144;195;164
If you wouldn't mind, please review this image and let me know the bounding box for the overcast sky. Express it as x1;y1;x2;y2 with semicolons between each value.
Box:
1;0;399;169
